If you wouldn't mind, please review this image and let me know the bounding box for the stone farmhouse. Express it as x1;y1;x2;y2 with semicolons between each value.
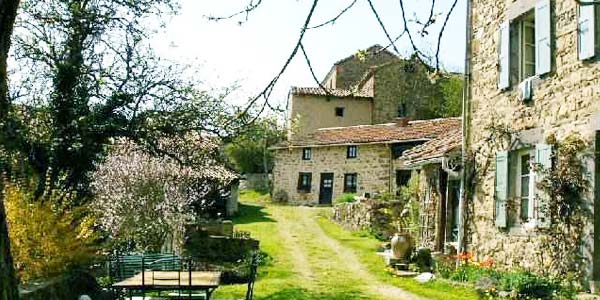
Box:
464;0;600;285
274;45;461;207
288;45;457;139
272;118;460;206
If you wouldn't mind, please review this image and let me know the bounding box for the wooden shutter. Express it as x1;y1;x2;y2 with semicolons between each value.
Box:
498;21;510;90
495;151;509;228
535;144;553;228
536;0;552;75
579;3;596;60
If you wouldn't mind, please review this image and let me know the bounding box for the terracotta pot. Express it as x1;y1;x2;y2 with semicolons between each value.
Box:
390;233;412;259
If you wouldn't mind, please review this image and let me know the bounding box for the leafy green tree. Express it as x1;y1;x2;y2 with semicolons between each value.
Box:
436;74;463;117
225;117;285;175
4;0;239;201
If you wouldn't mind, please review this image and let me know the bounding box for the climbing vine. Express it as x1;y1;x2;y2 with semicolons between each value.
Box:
535;133;591;282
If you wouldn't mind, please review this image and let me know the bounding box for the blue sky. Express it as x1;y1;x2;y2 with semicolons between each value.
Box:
152;0;467;110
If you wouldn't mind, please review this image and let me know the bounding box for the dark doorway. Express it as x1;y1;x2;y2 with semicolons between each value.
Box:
319;173;334;205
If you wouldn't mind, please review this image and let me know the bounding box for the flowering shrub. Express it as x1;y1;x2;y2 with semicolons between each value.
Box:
5;182;97;282
434;253;575;300
91;135;237;252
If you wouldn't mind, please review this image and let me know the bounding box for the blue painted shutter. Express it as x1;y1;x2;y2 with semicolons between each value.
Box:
578;3;596;60
495;151;509;228
535;144;553;228
498;21;510;90
536;0;552;75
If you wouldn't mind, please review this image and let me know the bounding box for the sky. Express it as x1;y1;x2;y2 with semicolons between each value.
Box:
151;0;467;112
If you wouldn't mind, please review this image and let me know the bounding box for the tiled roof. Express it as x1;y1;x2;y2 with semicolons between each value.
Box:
276;118;461;148
402;129;462;166
290;86;373;98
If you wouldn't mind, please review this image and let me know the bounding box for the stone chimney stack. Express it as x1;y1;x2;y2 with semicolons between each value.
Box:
395;117;411;127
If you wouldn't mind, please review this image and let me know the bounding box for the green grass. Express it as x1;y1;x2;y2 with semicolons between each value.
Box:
315;214;478;300
214;190;478;300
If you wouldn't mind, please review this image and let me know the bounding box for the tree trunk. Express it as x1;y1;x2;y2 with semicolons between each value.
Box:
0;0;22;299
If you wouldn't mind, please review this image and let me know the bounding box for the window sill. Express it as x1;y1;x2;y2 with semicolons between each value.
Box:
508;219;538;236
297;190;311;194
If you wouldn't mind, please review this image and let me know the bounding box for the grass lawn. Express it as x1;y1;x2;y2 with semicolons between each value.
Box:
213;190;477;300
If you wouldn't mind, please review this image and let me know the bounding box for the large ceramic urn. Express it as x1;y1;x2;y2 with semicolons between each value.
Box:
390;233;412;259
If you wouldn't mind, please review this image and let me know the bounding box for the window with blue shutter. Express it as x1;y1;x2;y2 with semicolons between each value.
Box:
495;151;509;228
499;21;511;90
535;144;553;228
578;3;596;60
535;0;551;75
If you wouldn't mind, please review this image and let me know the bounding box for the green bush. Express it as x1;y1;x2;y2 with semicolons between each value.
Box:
335;193;357;204
434;257;575;300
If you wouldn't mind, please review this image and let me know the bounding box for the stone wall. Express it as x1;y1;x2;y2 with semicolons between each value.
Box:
184;225;259;263
289;94;373;138
325;45;398;90
241;173;270;191
332;199;406;240
372;59;451;124
19;272;108;300
272;144;392;206
468;0;600;279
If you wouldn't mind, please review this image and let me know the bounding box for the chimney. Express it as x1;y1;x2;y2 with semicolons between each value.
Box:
395;117;411;127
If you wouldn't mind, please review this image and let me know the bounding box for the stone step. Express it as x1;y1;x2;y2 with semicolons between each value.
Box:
390;270;419;278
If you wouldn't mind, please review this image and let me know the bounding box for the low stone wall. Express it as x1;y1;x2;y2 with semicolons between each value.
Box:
184;225;259;263
332;199;404;240
19;272;109;300
241;173;270;191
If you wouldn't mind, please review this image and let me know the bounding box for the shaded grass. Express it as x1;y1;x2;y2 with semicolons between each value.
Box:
315;214;478;300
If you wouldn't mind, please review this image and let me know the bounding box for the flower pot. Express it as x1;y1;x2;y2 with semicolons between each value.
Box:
390;233;412;259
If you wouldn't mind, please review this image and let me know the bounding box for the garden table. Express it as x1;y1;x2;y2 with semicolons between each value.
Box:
112;270;221;300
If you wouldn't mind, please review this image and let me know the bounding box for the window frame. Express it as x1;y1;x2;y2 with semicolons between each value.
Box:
302;147;312;160
343;173;358;193
347;145;358;159
297;172;312;193
335;107;345;117
510;11;537;84
515;149;536;223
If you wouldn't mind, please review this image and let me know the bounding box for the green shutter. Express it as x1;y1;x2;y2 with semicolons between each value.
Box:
498;21;510;90
495;151;509;228
578;3;596;60
535;144;553;228
535;0;552;75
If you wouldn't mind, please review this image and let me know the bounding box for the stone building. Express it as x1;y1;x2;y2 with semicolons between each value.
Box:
288;45;461;139
271;118;460;206
402;129;462;252
465;0;600;284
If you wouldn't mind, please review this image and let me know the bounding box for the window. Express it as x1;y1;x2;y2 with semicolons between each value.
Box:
344;173;358;193
498;0;551;90
347;145;358;158
335;107;345;117
516;151;535;221
302;148;312;160
297;172;312;192
510;12;536;84
494;144;552;229
396;170;412;188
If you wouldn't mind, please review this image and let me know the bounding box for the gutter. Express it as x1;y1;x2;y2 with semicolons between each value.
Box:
269;138;431;150
458;0;473;256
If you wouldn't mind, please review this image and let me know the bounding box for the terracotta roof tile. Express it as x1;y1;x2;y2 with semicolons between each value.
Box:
277;118;461;148
402;129;462;166
291;86;372;98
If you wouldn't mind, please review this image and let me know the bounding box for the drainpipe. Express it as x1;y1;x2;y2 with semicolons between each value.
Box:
458;0;473;256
